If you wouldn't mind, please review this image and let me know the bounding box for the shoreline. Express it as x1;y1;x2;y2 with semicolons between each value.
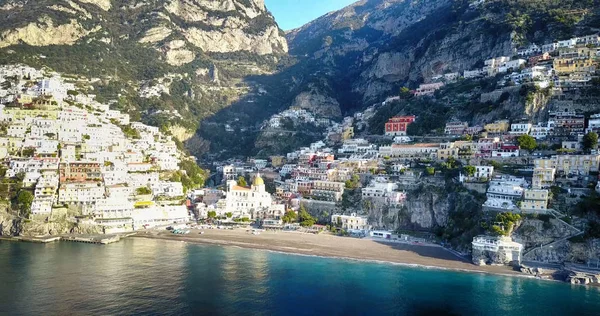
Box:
133;229;532;280
4;229;595;286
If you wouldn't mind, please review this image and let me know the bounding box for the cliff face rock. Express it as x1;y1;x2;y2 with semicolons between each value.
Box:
366;183;456;231
0;0;287;143
166;49;196;66
0;0;287;54
0;209;101;237
403;186;451;229
78;0;111;11
0;17;95;48
285;0;517;106
184;25;287;55
20;220;101;236
139;26;173;44
514;218;574;249
291;87;342;118
472;248;518;266
0;211;22;236
515;219;599;264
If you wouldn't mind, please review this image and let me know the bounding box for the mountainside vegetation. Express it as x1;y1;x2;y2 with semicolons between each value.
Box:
0;0;599;160
0;0;287;151
197;0;600;159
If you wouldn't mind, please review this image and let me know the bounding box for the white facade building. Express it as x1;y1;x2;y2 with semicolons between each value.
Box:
331;213;371;232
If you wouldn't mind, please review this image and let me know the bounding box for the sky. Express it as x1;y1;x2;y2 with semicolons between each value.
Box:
264;0;357;31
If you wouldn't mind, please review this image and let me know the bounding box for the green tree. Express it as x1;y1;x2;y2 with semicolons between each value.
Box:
425;167;435;176
282;210;297;223
136;187;152;195
583;132;598;153
399;86;412;99
463;165;476;177
298;205;315;227
17;190;34;218
225;212;233;218
344;174;360;189
237;176;248;187
517;134;537;153
207;211;217;220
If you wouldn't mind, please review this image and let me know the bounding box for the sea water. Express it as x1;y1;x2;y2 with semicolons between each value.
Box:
0;238;598;315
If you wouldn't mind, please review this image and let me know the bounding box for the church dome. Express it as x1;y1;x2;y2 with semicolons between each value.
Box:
253;174;264;186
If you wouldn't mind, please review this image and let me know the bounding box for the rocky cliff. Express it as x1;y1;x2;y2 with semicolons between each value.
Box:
0;0;598;157
0;209;101;237
199;0;600;158
364;181;486;250
0;0;287;142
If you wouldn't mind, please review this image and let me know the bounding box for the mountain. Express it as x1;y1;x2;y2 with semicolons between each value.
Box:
0;0;599;159
0;0;287;143
198;0;600;159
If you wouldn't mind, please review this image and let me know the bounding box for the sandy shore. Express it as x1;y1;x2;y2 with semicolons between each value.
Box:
134;228;524;277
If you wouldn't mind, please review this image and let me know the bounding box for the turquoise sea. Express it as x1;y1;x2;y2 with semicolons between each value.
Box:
0;238;599;315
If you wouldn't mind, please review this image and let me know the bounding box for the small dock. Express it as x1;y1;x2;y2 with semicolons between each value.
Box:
0;236;62;243
61;233;136;245
1;233;136;245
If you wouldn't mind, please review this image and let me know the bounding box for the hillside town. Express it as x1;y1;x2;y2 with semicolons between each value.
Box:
188;33;600;271
0;65;194;234
2;33;600;275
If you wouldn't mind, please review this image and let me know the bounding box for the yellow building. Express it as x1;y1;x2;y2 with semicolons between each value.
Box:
484;120;510;134
532;167;556;189
437;143;459;160
521;189;549;212
437;141;477;161
270;156;285;168
0;137;7;159
33;96;60;110
342;126;354;140
553;57;595;75
555;155;600;175
455;141;477;159
7;137;22;154
4;108;59;121
536;155;600;175
534;158;556;169
16;93;36;105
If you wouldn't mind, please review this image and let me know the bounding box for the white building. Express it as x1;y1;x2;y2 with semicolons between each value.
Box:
517;44;541;57
331;213;371;232
558;38;577;49
362;179;399;205
484;57;511;76
521;189;550;213
224;174;285;219
150;181;184;198
415;82;444;96
542;43;559;54
339;139;376;154
463;69;486;79
586;114;600;134
474;166;494;180
58;182;105;204
131;203;189;229
510;123;532;136
472;236;523;265
532;167;556;189
530;124;552;140
279;164;296;176
379;143;439;159
498;59;526;73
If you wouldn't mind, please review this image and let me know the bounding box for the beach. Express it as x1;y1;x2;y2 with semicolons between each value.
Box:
135;228;523;277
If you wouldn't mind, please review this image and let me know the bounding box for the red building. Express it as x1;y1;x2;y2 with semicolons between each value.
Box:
59;162;102;183
385;116;416;136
